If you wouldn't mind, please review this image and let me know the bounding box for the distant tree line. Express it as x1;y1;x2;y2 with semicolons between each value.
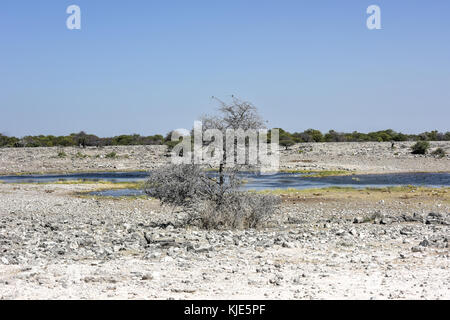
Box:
275;129;450;149
0;131;164;148
0;129;449;148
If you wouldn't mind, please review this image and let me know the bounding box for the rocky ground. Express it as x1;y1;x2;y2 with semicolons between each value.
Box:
281;141;450;173
0;143;448;299
0;183;448;299
0;141;449;175
0;145;169;175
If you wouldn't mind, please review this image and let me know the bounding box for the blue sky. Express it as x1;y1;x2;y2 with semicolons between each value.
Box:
1;0;449;137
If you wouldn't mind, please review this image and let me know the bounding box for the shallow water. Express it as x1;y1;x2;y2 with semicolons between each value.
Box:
90;188;146;197
0;171;149;184
243;172;450;190
1;171;448;197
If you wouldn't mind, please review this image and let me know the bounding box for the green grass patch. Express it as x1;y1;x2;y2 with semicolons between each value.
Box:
9;179;145;189
77;194;150;201
61;180;144;188
75;181;147;199
0;169;149;176
251;186;358;195
252;185;449;195
280;169;351;177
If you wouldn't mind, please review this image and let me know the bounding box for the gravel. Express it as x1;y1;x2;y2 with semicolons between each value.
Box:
0;141;449;175
0;142;448;299
0;182;448;299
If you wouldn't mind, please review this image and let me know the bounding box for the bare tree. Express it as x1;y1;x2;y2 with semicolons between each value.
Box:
144;97;281;229
200;96;267;185
202;96;265;131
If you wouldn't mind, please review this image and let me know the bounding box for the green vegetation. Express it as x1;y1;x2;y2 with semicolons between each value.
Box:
270;129;450;143
1;129;449;148
280;169;350;177
279;136;295;150
303;170;350;177
75;181;147;200
0;132;164;148
105;152;117;159
256;185;449;195
75;152;88;159
79;194;149;201
165;140;181;151
431;148;446;158
15;179;144;189
411;141;430;155
57;151;67;158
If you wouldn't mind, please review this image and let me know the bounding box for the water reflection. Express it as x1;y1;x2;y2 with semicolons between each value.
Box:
1;171;448;197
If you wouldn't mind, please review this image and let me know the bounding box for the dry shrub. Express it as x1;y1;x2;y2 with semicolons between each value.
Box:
144;164;280;229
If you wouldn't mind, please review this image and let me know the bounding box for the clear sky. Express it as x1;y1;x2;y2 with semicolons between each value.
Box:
1;0;449;137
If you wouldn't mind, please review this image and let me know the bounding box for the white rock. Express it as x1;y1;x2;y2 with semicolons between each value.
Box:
162;256;174;262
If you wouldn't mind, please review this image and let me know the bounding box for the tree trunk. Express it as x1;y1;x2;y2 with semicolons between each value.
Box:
219;162;224;186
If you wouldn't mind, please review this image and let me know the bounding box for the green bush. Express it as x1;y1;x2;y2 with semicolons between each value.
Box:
411;141;430;155
105;152;117;158
279;137;295;150
165;139;187;151
431;148;446;158
57;151;67;158
75;152;88;159
304;129;324;142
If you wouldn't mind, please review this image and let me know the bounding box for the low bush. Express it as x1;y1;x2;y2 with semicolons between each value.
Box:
105;152;117;158
280;137;295;150
75;152;88;159
431;148;446;158
144;164;281;229
411;141;430;155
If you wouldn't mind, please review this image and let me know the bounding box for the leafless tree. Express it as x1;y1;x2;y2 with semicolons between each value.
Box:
144;97;281;229
200;96;267;185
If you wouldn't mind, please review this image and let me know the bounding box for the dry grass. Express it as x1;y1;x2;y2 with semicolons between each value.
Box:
257;186;450;205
